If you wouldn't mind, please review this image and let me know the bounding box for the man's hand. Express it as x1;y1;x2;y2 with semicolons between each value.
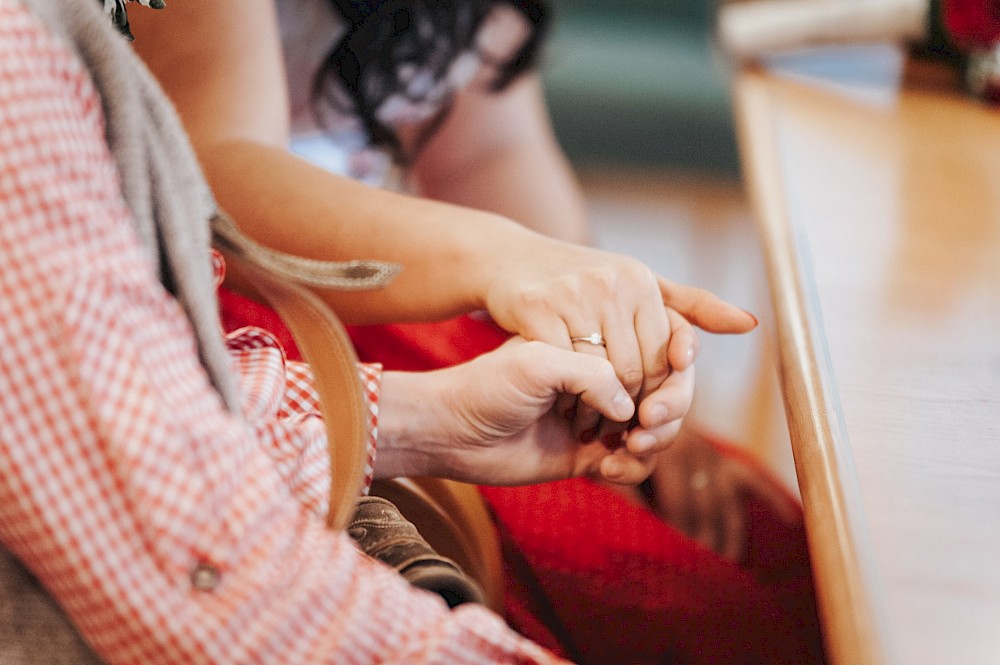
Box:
374;338;692;487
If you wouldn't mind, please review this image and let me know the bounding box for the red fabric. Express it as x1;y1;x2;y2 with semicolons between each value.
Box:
943;0;1000;48
219;288;826;664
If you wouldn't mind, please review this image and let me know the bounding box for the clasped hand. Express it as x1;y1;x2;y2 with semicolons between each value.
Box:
377;233;757;488
483;233;757;449
375;337;692;486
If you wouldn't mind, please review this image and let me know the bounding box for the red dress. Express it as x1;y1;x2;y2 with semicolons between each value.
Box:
219;288;826;664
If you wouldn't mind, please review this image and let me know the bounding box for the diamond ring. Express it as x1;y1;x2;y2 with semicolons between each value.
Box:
569;332;605;347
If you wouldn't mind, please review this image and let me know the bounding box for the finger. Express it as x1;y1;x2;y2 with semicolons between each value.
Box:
524;343;635;424
626;365;695;456
657;275;758;334
598;447;657;486
521;316;579;425
664;307;700;373
601;308;645;400
632;291;672;405
588;301;646;440
623;414;683;459
567;332;612;440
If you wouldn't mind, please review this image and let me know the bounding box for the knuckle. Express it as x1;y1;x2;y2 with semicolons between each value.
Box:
509;340;549;376
590;357;617;386
575;262;620;297
621;260;655;289
618;365;644;392
555;272;585;299
648;344;671;378
591;268;619;295
515;287;549;315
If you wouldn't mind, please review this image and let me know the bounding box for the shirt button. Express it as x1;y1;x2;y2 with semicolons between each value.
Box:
191;563;221;591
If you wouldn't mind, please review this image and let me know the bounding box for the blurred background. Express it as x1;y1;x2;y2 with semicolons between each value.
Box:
544;0;736;172
540;0;795;487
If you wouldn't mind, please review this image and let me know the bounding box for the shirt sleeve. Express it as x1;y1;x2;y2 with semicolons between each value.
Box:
0;5;566;664
228;325;382;512
214;249;380;506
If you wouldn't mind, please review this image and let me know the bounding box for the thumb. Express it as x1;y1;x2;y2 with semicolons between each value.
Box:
516;342;635;423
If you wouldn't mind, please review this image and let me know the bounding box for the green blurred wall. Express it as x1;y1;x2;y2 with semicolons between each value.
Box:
542;0;739;173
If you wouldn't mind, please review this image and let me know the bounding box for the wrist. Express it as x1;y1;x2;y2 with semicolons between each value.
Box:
452;210;538;313
372;370;459;480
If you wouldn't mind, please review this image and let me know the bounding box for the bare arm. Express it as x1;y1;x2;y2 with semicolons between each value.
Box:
129;0;519;323
129;0;755;398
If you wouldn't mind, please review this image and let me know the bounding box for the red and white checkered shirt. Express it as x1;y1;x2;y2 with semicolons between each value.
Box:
0;3;565;663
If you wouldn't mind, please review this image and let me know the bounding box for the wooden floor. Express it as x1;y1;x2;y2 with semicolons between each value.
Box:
580;167;796;490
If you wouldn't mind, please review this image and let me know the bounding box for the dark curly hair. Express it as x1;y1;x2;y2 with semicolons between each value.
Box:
312;0;549;164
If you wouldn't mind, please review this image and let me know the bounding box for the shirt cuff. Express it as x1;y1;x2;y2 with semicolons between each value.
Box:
357;362;382;495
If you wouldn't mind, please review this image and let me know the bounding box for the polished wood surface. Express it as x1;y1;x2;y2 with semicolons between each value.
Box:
734;52;1000;665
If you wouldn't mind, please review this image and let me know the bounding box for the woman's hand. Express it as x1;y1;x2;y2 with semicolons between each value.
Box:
646;430;801;562
481;234;757;437
374;338;692;487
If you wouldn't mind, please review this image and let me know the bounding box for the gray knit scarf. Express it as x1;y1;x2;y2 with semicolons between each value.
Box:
1;0;397;660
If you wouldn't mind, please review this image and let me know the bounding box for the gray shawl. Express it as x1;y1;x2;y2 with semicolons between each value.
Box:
1;0;396;661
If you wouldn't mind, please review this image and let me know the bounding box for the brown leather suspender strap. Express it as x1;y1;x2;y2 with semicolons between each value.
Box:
213;216;505;612
220;251;367;530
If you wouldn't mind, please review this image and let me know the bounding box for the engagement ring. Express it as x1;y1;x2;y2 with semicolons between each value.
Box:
570;332;605;347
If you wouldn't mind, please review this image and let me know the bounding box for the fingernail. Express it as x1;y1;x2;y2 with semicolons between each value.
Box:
633;432;657;453
648;403;668;426
613;389;634;418
743;309;759;327
685;345;696;365
604;457;623;478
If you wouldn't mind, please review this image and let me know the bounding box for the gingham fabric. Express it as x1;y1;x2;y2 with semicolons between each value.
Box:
0;3;565;663
213;250;378;502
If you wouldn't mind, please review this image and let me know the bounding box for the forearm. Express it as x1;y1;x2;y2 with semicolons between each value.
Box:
128;1;584;322
204;139;540;324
